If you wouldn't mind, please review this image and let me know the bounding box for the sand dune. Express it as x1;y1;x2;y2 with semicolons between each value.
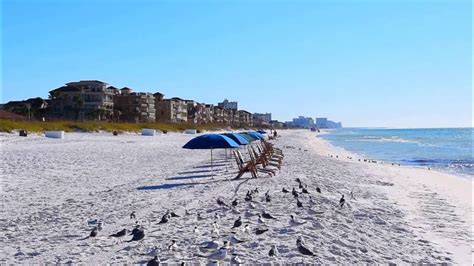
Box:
0;130;471;264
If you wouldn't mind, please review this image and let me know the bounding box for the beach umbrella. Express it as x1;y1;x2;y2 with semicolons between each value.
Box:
246;131;265;140
257;130;267;134
238;132;257;142
183;134;239;176
221;133;250;146
221;133;250;163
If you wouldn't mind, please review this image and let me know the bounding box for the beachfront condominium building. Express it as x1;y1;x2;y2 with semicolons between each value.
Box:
316;117;343;129
217;99;238;110
237;110;253;127
213;106;231;125
253;112;272;127
114;87;156;123
292;116;314;128
48;80;117;120
316;117;328;128
155;97;188;123
3;97;48;120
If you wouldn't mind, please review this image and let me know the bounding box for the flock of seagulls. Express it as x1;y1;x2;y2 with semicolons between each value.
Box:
82;174;350;264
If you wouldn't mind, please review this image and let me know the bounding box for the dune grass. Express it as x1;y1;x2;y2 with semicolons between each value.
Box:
0;119;234;133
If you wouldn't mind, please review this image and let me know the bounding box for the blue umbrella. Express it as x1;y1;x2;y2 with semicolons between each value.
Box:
183;134;239;149
221;133;250;146
246;131;265;140
238;132;256;142
183;134;239;175
257;130;267;134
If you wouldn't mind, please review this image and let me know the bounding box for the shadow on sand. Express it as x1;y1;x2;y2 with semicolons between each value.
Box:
166;174;214;181
177;169;213;175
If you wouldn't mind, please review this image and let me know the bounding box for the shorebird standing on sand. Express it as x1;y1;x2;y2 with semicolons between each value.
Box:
269;244;279;257
232;216;242;229
89;227;98;238
296;237;315;256
130;211;136;220
127;227;145;242
146;256;160;266
339;195;345;208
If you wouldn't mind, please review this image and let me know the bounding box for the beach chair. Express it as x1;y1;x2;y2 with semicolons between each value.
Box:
256;144;283;166
251;146;281;170
233;150;258;179
247;147;278;175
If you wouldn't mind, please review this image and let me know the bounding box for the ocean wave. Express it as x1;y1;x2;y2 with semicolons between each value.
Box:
352;136;420;144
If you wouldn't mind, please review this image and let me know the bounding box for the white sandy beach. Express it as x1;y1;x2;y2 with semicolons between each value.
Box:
0;129;472;264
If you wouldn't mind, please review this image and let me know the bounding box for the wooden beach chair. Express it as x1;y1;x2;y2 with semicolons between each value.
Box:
233;150;258;179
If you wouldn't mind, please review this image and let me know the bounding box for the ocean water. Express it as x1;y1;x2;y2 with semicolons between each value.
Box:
318;128;473;177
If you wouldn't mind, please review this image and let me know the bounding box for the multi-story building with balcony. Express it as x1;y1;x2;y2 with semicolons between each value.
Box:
114;87;156;123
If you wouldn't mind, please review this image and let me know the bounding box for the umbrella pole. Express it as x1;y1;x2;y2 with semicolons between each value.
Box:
211;149;213;178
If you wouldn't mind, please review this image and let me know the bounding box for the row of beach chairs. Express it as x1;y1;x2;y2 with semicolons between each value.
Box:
233;140;284;179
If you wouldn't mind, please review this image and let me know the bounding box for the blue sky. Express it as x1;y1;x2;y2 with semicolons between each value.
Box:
2;0;472;127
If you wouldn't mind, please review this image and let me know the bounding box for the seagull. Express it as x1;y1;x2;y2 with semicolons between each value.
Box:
231;254;243;264
242;224;250;234
170;212;180;218
185;209;191;216
146;256;160;266
257;214;266;224
296;237;315;256
130;211;136;220
248;202;256;209
289;215;307;226
168;240;178;251
316;187;321;193
265;194;271;203
217;198;228;207
214;212;220;220
89;227;98;238
339;195;345;208
232;199;238;207
232;216;242;229
127;228;145;242
193;226;200;235
197;213;204;221
292;188;299;198
199;240;220;250
227;234;245;244
297;199;303;208
212;221;220;236
110;229;128;238
245;192;252;202
282;188;289;193
202;241;230;262
255;228;269;235
268;245;278;257
158;213;170;224
130;225;142;235
262;211;277;220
